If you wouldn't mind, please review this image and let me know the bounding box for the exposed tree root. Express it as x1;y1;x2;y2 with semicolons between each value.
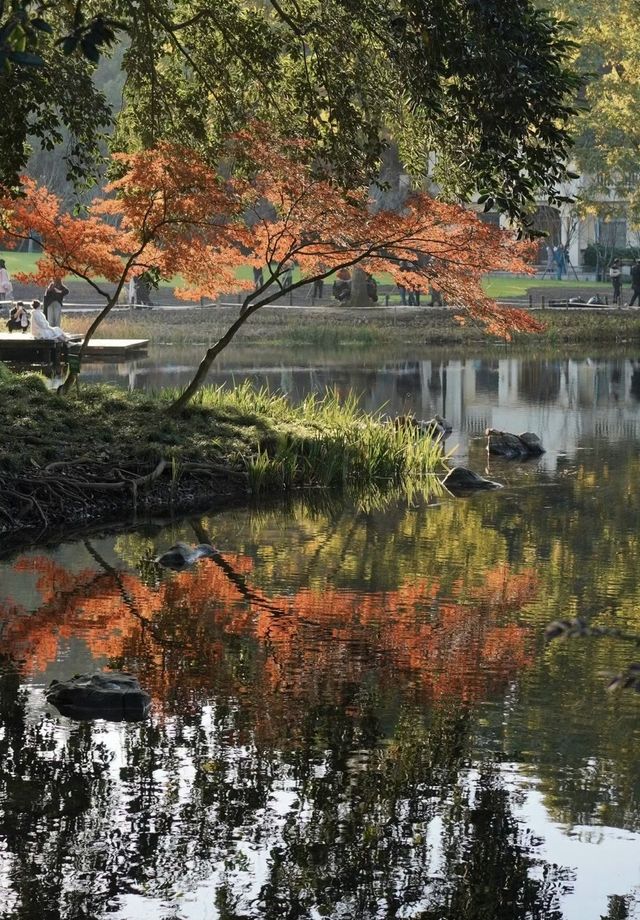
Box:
0;457;250;540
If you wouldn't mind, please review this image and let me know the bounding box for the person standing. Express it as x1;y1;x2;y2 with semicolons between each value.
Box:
253;266;264;289
553;245;566;281
609;258;623;306
135;272;153;306
629;259;640;307
545;244;554;275
0;258;13;302
43;276;69;326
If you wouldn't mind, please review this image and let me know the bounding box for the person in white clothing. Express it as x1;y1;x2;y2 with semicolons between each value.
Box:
0;258;13;302
30;299;71;342
609;259;623;307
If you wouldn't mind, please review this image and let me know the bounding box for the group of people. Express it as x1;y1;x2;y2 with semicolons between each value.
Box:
251;263;380;305
609;258;640;307
127;272;154;306
3;261;72;341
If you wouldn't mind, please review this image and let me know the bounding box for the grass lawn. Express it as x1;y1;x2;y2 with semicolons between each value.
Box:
481;275;611;299
0;250;44;276
1;250;613;304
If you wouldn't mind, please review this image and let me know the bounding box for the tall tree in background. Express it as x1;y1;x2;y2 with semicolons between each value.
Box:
0;1;116;189
0;1;579;229
543;0;640;226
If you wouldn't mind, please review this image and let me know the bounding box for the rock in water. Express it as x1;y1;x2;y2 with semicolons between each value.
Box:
518;432;545;455
443;467;502;494
46;672;151;721
485;428;545;459
394;414;453;440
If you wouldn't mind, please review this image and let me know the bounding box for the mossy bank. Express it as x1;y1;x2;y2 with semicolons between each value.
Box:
0;366;443;549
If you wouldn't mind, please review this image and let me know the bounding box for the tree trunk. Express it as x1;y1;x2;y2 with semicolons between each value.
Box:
348;267;371;308
167;263;367;414
59;289;122;394
165;296;267;414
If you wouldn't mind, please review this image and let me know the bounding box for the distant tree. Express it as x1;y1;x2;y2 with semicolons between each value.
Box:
0;129;541;406
0;1;579;228
0;1;117;188
544;0;640;226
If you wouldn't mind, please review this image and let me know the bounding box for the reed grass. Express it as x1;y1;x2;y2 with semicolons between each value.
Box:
166;382;445;495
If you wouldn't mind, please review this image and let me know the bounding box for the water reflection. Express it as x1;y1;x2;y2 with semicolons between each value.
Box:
80;347;640;470
3;348;640;917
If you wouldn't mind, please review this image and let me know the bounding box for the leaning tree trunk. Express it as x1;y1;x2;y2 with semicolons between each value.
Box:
165;294;268;414
58;293;120;394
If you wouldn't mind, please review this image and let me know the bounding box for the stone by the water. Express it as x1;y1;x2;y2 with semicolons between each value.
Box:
485;428;545;459
395;413;453;440
46;672;151;721
518;431;545;455
443;466;502;494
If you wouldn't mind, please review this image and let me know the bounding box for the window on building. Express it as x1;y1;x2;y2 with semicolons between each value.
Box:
598;219;627;248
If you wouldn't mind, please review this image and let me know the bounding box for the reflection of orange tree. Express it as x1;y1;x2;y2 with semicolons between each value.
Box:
2;555;536;714
3;554;252;681
246;565;536;708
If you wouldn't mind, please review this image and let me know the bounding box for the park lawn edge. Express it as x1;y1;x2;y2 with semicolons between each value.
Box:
59;304;640;349
0;368;444;549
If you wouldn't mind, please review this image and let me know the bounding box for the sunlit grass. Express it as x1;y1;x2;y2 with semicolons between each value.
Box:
482;275;610;299
161;381;445;495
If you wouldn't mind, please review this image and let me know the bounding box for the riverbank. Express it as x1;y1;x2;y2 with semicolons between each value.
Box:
0;367;443;549
59;303;640;348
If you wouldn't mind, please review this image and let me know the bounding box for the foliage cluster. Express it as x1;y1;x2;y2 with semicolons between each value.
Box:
0;127;542;406
544;0;640;224
0;0;580;230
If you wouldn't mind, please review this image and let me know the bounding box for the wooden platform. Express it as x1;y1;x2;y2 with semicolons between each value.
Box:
0;334;149;361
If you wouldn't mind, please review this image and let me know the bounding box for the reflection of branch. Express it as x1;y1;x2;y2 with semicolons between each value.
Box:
189;520;290;619
545;616;640;694
545;617;640;646
83;540;189;650
189;518;353;635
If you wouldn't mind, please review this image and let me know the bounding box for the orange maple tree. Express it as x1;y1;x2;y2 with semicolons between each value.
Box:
0;125;542;409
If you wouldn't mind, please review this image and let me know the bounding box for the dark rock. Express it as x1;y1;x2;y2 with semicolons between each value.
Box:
518;431;545;455
46;672;151;722
443;466;502;494
486;428;545;459
395;413;453;440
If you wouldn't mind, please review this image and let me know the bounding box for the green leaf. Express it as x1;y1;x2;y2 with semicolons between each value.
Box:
7;49;43;67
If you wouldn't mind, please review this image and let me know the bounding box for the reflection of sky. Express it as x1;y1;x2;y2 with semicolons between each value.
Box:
6;687;639;920
79;350;640;472
506;765;640;920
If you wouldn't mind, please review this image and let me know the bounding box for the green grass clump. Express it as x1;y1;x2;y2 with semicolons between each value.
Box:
182;383;444;495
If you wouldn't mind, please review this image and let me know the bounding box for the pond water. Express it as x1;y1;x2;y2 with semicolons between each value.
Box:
2;347;640;919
